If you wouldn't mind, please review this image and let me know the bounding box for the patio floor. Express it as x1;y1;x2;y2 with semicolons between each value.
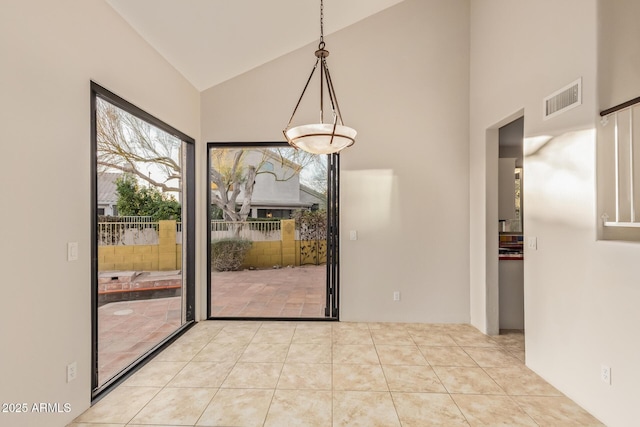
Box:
98;296;182;385
211;265;327;318
98;265;327;385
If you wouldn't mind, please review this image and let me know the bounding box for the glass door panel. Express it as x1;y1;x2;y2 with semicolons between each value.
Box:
207;143;337;319
91;83;194;394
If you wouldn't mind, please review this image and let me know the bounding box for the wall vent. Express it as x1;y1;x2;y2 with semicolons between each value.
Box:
543;78;582;120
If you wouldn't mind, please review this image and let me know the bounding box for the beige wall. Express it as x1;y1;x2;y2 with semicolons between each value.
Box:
0;1;199;425
597;0;640;109
201;0;471;323
469;0;599;335
470;0;640;425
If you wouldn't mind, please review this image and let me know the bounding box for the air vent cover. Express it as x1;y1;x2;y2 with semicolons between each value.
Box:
543;78;582;120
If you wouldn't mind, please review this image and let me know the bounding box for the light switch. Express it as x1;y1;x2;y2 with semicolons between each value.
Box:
349;230;358;241
68;242;78;261
527;237;537;250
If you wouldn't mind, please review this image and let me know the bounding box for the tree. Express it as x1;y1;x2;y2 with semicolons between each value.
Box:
96;98;182;193
272;147;328;195
209;147;327;222
209;149;258;222
96;98;328;225
115;174;181;221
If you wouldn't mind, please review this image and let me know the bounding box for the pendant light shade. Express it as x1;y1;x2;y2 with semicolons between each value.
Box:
285;123;356;155
283;0;356;155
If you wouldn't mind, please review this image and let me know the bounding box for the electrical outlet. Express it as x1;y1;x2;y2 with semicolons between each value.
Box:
393;291;400;301
527;237;537;250
601;365;611;385
67;362;77;383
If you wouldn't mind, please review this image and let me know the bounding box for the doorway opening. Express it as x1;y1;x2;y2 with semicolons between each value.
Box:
485;111;524;337
206;142;339;320
498;117;525;333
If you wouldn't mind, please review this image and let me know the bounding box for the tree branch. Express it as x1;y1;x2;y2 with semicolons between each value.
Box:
98;161;180;193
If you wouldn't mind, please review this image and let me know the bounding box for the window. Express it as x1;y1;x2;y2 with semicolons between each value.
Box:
598;100;640;241
260;161;275;172
90;82;195;398
257;208;292;219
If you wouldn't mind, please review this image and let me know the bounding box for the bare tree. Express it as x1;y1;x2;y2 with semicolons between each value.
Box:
271;147;327;193
96;98;181;192
97;98;330;225
209;149;259;222
209;147;327;222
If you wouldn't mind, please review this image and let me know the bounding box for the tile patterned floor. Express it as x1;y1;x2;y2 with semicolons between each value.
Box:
98;265;327;385
98;297;182;384
71;321;604;427
211;265;326;317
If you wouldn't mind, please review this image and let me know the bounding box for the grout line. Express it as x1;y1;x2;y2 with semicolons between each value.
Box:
82;324;597;427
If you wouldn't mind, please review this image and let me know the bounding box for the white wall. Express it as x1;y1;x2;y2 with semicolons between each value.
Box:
597;0;640;109
0;1;199;426
470;1;640;425
202;0;471;323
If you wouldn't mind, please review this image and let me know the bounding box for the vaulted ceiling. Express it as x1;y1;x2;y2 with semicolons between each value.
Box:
107;0;406;91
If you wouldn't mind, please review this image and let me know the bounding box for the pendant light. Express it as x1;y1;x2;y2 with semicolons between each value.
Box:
283;0;356;155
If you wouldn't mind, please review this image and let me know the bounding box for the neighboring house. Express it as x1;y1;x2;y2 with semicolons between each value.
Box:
97;172;120;216
300;184;326;211
211;149;327;219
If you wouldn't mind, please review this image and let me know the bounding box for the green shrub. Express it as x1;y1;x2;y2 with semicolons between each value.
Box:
211;238;253;271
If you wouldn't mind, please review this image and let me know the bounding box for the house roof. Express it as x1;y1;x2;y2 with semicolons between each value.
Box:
97;172;122;204
300;184;325;200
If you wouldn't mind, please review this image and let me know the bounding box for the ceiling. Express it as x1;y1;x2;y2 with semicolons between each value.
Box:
107;0;406;91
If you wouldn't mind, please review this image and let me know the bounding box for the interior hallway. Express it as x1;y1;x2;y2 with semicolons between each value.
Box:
70;321;603;426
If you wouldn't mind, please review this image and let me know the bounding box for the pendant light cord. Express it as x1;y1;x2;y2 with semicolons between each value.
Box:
283;0;356;153
284;0;347;132
319;0;325;50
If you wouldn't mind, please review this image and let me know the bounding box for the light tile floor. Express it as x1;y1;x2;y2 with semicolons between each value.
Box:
70;321;604;427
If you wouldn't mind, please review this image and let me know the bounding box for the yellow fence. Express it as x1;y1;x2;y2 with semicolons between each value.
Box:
242;240;326;269
241;219;326;268
98;220;181;271
98;219;326;272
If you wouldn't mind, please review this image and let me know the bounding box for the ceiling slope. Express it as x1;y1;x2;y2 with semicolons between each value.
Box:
107;0;406;91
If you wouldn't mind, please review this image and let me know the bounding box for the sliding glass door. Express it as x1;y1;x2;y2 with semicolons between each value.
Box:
207;142;339;319
90;82;195;396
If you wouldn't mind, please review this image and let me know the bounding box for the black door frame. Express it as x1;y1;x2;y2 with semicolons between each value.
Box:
206;142;340;321
90;82;196;400
326;152;340;318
